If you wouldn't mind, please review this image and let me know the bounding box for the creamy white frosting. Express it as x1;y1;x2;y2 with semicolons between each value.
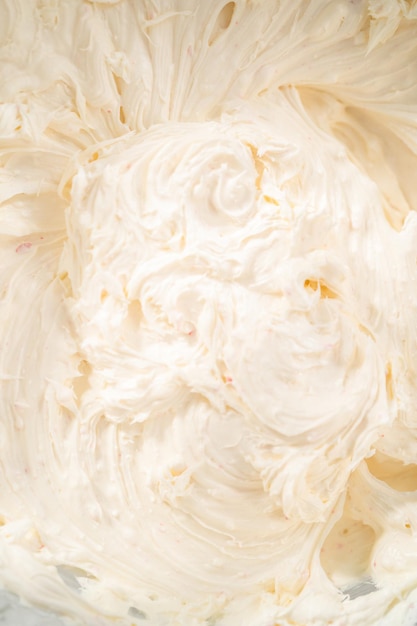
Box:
1;1;417;625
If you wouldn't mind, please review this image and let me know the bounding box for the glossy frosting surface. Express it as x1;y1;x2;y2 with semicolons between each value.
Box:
1;1;417;625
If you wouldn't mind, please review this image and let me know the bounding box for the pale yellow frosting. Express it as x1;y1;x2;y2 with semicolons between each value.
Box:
1;1;417;625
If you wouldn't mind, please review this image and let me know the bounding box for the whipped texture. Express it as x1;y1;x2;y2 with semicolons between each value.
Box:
1;1;417;625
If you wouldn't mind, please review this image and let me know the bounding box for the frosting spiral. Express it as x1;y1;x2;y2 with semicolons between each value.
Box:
1;1;417;625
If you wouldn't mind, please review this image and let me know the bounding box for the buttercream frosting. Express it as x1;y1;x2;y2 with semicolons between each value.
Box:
1;1;417;625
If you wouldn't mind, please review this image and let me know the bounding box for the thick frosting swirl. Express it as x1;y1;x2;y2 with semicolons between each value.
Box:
1;1;417;625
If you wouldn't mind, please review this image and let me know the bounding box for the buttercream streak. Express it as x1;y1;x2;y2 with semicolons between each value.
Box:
1;1;417;625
